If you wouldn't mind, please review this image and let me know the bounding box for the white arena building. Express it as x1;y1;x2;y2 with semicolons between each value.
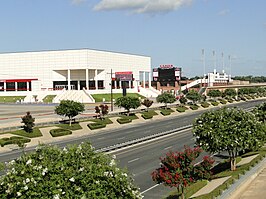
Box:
0;49;159;103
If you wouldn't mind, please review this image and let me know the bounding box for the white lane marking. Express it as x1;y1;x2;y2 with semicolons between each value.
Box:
141;184;160;194
117;137;125;140
128;158;140;163
97;137;105;140
164;146;172;150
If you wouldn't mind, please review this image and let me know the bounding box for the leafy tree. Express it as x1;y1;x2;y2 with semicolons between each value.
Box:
99;104;109;119
193;107;265;171
224;89;237;97
156;92;176;108
233;76;266;83
94;106;101;119
238;87;258;95
207;89;222;99
179;96;187;104
0;142;142;199
141;98;153;111
252;102;266;123
21;111;35;133
151;146;214;199
186;90;202;104
55;100;85;126
115;96;141;116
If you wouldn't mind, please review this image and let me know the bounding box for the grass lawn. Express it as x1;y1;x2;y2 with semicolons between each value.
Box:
0;96;26;103
91;93;145;102
166;180;208;199
9;128;42;138
42;95;56;103
56;123;82;130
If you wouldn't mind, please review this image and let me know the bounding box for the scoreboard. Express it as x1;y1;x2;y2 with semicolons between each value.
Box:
153;65;181;82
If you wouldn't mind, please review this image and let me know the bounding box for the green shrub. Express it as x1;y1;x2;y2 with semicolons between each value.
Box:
190;104;199;110
50;128;72;137
144;110;158;116
227;99;234;103
87;123;107;130
160;111;171;116
141;114;153;119
219;99;227;104
201;102;210;108
117;118;132;124
42;95;56;103
0;162;4;172
176;106;187;112
245;95;252;100
0;136;31;147
211;101;219;106
119;113;139;120
160;108;174;116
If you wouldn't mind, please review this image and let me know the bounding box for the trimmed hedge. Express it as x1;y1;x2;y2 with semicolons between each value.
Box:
219;99;227;104
141;114;153;120
50;128;72;137
87;123;107;130
239;96;247;101
117;118;132;124
190;104;199;110
176;106;187;112
160;111;171;116
160;108;174;116
227;99;234;103
0;136;31;147
211;101;219;106
56;123;82;130
201;102;210;108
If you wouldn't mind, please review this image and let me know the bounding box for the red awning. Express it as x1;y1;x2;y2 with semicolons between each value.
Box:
1;79;38;83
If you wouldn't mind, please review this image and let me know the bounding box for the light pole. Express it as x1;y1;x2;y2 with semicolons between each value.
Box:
110;69;114;111
202;49;206;87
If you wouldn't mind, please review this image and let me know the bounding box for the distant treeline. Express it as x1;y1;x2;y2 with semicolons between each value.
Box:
181;75;266;83
233;76;266;83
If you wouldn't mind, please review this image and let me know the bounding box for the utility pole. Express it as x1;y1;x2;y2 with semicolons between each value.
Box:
107;69;114;111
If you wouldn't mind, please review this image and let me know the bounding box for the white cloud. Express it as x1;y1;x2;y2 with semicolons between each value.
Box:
217;9;230;16
71;0;86;5
93;0;193;14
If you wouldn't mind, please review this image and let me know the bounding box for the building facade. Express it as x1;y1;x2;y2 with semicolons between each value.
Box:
0;49;151;93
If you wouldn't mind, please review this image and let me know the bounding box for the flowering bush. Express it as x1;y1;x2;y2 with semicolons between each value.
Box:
0;142;142;199
151;146;214;199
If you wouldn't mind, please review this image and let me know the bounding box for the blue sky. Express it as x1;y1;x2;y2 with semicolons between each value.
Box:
0;0;265;77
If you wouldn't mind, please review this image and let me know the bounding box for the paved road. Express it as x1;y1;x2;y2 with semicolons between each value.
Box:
112;129;195;198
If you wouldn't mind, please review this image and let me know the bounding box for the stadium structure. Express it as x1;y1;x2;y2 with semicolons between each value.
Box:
0;48;160;103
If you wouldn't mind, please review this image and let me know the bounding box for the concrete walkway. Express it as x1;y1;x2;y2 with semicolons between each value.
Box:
190;176;231;198
237;154;259;167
